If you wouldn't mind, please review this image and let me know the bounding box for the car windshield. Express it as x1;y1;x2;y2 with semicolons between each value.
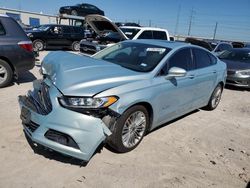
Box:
93;42;171;72
218;49;250;63
120;28;140;39
36;25;50;31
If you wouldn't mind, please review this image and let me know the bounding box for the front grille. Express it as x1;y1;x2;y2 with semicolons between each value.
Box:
227;70;236;75
24;121;40;132
24;82;52;115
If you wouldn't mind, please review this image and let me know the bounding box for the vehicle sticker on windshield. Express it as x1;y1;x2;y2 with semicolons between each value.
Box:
146;48;166;54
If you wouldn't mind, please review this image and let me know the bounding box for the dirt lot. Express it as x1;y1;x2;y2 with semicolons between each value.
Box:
0;51;249;188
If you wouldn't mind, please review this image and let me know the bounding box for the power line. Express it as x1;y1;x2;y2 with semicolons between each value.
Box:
188;7;195;35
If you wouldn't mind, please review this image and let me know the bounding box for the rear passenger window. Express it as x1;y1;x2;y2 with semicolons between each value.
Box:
153;31;167;40
0;22;6;35
159;48;192;75
138;31;153;39
193;48;214;68
208;53;217;65
73;27;82;33
63;26;71;33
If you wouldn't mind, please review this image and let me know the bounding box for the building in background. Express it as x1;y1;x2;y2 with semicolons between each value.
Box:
0;7;69;27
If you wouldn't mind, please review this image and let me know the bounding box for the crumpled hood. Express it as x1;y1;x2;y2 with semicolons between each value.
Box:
42;51;146;96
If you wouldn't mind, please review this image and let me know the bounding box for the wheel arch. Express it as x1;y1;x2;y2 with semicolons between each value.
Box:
0;56;15;72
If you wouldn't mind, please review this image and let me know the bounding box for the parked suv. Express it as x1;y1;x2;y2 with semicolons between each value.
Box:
26;24;86;51
80;15;170;54
0;14;35;88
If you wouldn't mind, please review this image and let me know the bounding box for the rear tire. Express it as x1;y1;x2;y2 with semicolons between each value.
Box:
33;39;44;51
72;41;80;51
204;84;223;110
108;105;149;153
0;59;13;88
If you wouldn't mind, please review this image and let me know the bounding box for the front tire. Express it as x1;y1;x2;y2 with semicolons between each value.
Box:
108;105;149;153
72;41;80;51
33;39;44;51
0;59;13;88
205;84;223;110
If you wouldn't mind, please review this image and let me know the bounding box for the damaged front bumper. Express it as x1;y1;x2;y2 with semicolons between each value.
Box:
18;79;116;162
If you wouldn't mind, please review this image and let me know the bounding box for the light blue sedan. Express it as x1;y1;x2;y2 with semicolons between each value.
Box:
18;40;227;162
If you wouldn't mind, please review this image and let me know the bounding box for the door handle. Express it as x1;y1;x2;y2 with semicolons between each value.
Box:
213;70;217;74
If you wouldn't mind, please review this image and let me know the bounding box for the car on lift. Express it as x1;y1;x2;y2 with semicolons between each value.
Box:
59;3;104;17
19;40;226;162
26;24;85;51
0;14;35;88
80;15;170;54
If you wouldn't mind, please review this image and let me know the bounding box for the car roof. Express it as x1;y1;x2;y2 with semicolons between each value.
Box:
123;39;191;49
0;14;9;18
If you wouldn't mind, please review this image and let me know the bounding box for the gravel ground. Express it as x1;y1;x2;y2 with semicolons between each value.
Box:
0;51;249;188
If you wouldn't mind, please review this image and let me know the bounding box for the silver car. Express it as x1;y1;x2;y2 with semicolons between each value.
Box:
18;40;227;162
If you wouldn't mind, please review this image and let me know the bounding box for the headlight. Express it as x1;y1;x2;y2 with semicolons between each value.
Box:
237;69;250;76
27;33;33;38
59;96;118;109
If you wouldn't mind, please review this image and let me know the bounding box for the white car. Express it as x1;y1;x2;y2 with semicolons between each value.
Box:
80;15;170;53
120;26;170;41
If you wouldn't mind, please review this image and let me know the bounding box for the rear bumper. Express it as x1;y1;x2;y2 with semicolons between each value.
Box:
18;79;112;161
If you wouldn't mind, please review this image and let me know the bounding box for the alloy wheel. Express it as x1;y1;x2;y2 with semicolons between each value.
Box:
122;111;147;148
0;64;7;84
211;87;222;108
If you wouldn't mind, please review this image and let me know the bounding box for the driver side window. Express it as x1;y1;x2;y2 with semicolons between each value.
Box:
160;48;192;75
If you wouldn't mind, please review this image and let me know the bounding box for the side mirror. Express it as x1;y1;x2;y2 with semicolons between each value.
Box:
165;67;187;80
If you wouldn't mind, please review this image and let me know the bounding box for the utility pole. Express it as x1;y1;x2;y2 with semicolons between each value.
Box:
213;22;218;40
149;20;151;27
18;0;22;10
174;5;181;35
188;7;194;36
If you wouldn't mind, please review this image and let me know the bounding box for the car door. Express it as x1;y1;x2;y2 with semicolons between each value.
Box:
61;26;73;46
46;26;64;47
191;47;218;106
152;48;197;126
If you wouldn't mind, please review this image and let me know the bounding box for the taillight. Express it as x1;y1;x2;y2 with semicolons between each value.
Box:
18;41;33;52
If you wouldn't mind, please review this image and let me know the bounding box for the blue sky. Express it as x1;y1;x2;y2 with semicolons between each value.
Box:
0;0;249;42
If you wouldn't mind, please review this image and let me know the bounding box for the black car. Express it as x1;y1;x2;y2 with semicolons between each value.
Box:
59;3;104;17
0;14;35;88
218;48;250;88
26;24;86;51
